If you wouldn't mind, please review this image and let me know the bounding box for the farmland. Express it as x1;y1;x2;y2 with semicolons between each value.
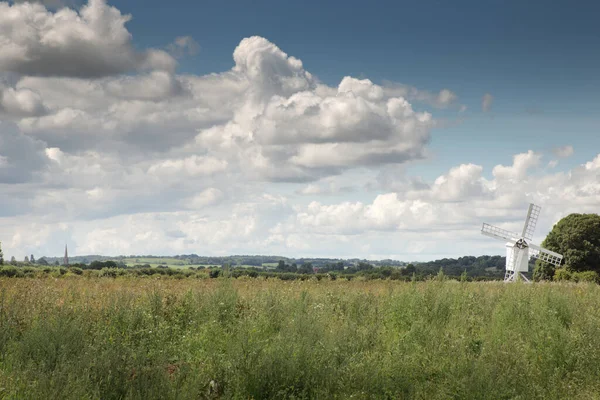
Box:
1;277;599;399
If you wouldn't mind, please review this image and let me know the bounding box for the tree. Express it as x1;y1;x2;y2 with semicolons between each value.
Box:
534;213;600;279
24;255;29;264
0;242;3;265
403;264;417;276
356;262;374;271
10;256;17;266
37;257;49;266
297;263;313;274
30;254;35;264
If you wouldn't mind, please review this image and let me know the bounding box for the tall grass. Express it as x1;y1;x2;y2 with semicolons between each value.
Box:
0;278;599;399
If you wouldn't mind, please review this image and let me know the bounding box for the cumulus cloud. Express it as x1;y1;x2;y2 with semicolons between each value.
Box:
184;188;224;209
193;71;433;181
0;83;48;117
10;0;70;7
281;151;600;247
104;71;186;101
10;33;436;181
552;145;574;158
0;121;51;183
147;155;227;178
0;0;176;77
296;180;356;196
482;93;494;112
382;81;460;109
167;36;200;58
492;150;541;180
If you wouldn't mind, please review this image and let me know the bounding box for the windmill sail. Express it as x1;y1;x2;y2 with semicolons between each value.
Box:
528;243;563;267
481;223;520;243
521;203;541;241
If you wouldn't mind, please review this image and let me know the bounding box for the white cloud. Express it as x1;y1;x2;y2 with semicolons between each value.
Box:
482;93;494;112
492;150;541;180
0;0;176;77
147;155;227;178
11;0;69;7
192;72;433;181
167;36;200;58
185;188;224;209
382;81;461;109
552;145;574;158
0;121;49;183
275;151;600;257
10;32;435;183
104;71;185;101
0;83;48;117
584;154;600;170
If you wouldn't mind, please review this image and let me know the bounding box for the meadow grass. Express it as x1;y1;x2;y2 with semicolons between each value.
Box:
0;277;599;399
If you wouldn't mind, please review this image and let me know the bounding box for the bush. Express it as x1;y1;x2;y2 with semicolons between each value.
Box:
553;268;571;282
99;268;126;278
68;267;83;275
0;266;19;277
573;270;599;283
83;269;101;278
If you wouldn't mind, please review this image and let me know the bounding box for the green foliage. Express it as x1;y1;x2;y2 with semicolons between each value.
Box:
99;268;127;278
573;270;600;283
540;213;600;273
554;269;599;284
436;267;446;281
0;266;20;277
209;268;221;278
68;267;83;275
533;261;556;281
553;268;572;282
413;255;505;279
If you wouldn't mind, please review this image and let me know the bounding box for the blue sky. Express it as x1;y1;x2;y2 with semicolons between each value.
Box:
0;0;598;260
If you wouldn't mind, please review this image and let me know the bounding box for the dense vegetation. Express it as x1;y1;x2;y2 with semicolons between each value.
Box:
1;278;600;399
0;261;504;283
534;213;600;281
9;254;509;281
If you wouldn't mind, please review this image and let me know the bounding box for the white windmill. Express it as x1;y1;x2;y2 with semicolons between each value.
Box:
481;203;563;282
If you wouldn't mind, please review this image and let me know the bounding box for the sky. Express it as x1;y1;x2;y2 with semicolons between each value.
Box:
0;0;599;261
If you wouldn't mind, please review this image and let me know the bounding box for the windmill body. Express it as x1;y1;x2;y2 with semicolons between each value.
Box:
481;203;563;282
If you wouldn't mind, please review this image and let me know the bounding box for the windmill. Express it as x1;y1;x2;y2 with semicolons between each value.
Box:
481;203;563;282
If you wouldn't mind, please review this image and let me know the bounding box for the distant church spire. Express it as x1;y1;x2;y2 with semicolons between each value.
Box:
64;244;69;266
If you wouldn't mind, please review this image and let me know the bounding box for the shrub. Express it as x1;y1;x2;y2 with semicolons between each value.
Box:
68;267;84;275
553;268;572;282
99;268;126;278
0;266;19;277
573;270;599;283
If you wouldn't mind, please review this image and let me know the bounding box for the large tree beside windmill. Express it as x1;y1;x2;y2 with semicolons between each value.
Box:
533;213;600;281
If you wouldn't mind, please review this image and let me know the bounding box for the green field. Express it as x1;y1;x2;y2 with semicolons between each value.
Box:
1;278;599;399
